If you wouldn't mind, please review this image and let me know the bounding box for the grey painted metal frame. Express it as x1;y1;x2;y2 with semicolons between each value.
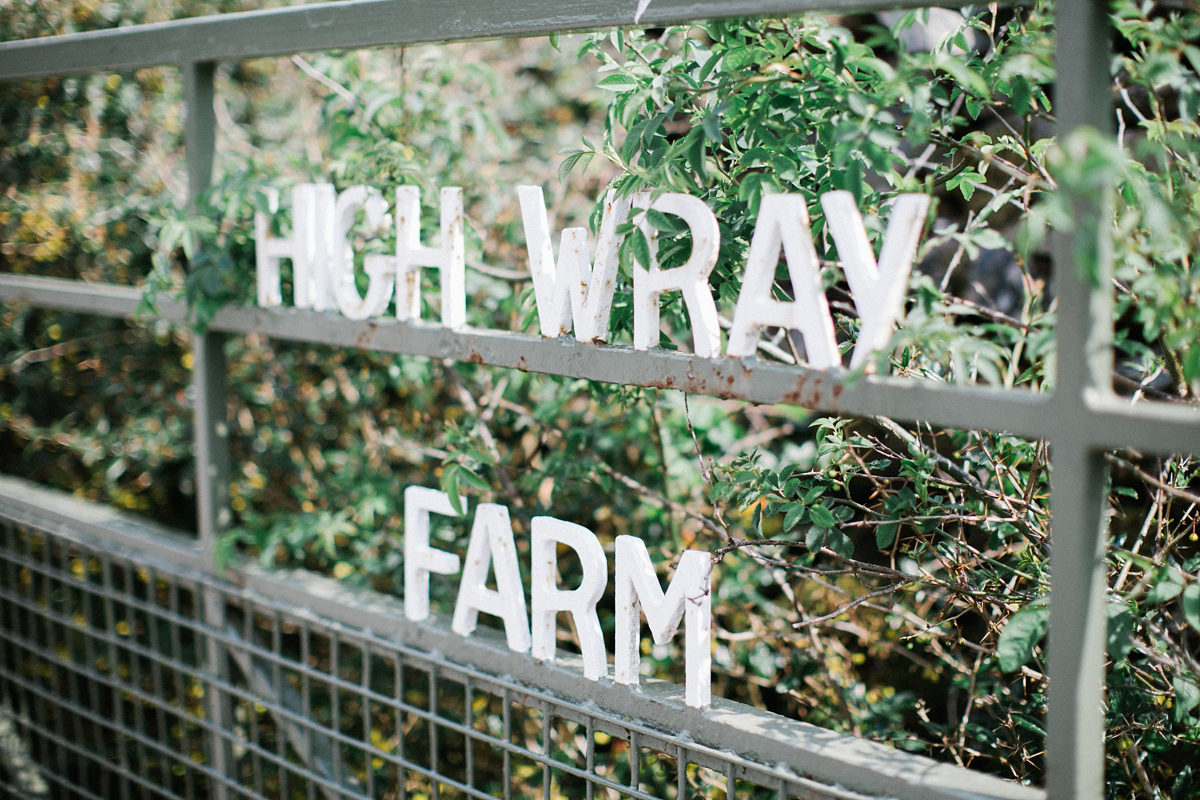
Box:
2;0;945;81
0;1;1198;799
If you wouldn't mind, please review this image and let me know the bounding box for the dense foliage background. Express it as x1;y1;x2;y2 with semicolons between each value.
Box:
2;0;1199;796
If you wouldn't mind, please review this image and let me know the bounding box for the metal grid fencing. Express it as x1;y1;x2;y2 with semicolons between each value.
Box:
0;502;906;800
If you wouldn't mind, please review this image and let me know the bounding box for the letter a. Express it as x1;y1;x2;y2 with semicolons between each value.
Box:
726;194;839;368
452;504;532;653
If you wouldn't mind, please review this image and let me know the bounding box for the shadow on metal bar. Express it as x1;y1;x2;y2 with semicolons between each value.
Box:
223;623;357;800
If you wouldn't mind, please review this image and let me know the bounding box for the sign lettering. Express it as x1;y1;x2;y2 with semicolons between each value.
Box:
256;185;930;368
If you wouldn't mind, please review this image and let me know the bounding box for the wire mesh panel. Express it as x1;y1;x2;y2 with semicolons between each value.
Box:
0;511;890;800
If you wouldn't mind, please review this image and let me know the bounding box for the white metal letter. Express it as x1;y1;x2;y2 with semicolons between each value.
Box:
517;185;632;342
614;535;712;707
330;186;395;320
403;486;463;623
452;503;532;653
631;193;722;357
254;188;286;307
820;191;930;369
530;516;608;680
254;183;337;311
726;194;840;368
394;186;466;328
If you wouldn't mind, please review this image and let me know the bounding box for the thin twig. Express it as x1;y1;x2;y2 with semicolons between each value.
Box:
1107;453;1200;507
292;55;357;105
791;580;914;628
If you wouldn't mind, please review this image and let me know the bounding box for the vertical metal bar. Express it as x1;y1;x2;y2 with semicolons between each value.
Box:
45;544;71;792
1047;442;1110;800
397;657;407;800
302;625;315;800
463;676;474;793
502;688;512;800
130;571;149;790
541;707;551;800
193;329;231;555
676;747;687;800
184;57;235;800
183;56;229;556
147;569;169;791
100;558;132;800
245;599;261;796
170;580;197;800
331;632;342;789
429;665;439;800
275;611;288;800
584;718;594;800
365;649;375;800
629;730;640;793
1050;1;1114;799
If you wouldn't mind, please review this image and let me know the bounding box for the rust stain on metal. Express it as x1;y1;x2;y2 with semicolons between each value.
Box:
516;356;529;372
781;373;808;407
465;350;485;365
807;377;823;409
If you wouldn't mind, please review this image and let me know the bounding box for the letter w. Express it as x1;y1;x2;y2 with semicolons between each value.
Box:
517;186;632;342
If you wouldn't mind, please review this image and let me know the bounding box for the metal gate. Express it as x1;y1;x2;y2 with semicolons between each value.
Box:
0;1;1196;799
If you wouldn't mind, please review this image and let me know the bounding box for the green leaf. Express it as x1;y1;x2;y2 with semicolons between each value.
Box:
805;525;828;552
808;504;836;529
457;466;490;492
598;73;640;90
441;465;463;514
876;521;898;550
1107;602;1136;664
803;485;826;504
1183;583;1200;631
783;504;807;532
1174;678;1200;723
824;528;854;559
645;209;678;233
996;602;1049;672
1144;566;1185;604
559;151;584;183
630;226;652;269
214;533;238;572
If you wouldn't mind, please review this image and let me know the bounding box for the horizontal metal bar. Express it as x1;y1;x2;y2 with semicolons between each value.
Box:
1084;392;1200;456
0;274;1057;437
0;473;208;575
0;274;168;318
7;274;1198;452
0;0;975;81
